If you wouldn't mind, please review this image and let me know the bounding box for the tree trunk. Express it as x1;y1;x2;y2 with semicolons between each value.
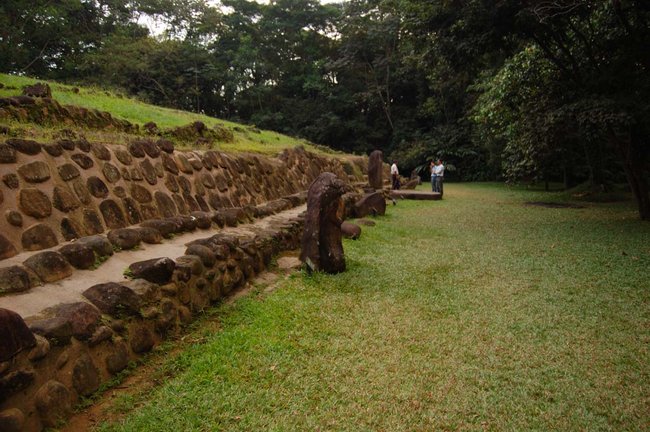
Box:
610;129;650;220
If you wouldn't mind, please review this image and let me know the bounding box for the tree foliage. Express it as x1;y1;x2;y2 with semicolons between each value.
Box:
1;0;648;218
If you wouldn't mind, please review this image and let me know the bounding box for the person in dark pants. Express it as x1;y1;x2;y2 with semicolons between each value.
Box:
390;160;400;190
433;159;444;197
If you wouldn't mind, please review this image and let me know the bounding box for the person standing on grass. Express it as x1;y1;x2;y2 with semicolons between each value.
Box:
390;160;400;190
433;159;445;197
430;160;437;192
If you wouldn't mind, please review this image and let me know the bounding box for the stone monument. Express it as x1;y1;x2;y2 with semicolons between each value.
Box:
300;172;347;274
368;150;383;190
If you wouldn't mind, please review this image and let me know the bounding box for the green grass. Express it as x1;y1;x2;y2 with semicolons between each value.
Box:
95;183;649;431
0;73;326;155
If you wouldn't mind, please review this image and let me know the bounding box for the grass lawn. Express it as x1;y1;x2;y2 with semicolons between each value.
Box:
96;183;649;431
0;73;325;155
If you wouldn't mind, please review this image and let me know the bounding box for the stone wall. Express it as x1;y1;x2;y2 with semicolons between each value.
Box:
0;137;365;260
0;214;305;432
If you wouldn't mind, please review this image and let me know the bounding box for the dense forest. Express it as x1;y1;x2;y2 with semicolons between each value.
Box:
1;0;649;219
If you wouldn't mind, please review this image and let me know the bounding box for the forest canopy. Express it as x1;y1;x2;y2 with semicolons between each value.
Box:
1;0;648;219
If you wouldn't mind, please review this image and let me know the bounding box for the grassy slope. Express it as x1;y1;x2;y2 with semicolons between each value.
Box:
0;74;322;155
97;183;649;431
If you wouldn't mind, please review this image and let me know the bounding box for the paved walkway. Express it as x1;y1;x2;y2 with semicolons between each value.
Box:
0;205;306;319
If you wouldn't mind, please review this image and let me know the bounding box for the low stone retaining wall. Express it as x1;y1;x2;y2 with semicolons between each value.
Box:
0;206;306;432
0;135;367;296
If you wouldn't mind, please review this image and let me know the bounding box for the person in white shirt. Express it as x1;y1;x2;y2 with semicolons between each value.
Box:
390;160;400;190
433;159;444;196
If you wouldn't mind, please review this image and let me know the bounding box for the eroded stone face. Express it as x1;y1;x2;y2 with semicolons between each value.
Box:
299;172;346;274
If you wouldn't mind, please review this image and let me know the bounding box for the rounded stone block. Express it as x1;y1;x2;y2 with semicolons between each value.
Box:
157;139;174;153
43;142;63;157
134;226;162;244
87;176;109;198
40;302;102;341
114;147;133;165
60;218;86;241
129;324;155;353
0;408;25;432
19;188;52;218
102;162;121;183
76;235;114;258
0;143;16;163
53;186;80;212
127;141;145;158
164;174;179;193
82;282;141;316
130;183;152;203
0;266;31;295
22;223;58;251
59;243;96;269
28;334;50;361
106;340;129;374
7;138;41;155
178;176;192;194
71;178;92;204
2;173;19;189
141;140;161;158
122;197;142;225
83;209;105;235
107;228;141;250
0;369;35;403
34;380;72;427
0;308;36;362
90;142;111;161
57;163;80;181
17;160;50;183
154;191;177;218
5;210;22;227
23;251;73;282
0;235;18;259
99;199;127;229
72;354;100;396
139;159;157;185
71;153;94;169
161;152;179;174
128;257;175;284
